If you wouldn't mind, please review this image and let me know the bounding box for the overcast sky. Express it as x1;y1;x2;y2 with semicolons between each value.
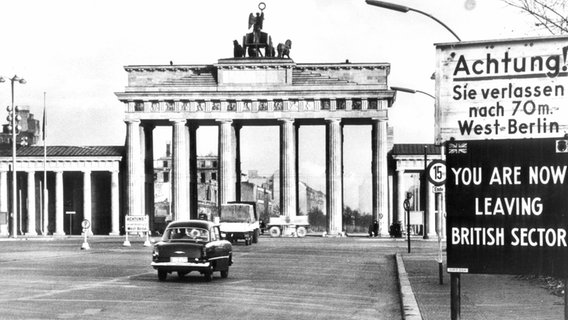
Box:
0;0;539;211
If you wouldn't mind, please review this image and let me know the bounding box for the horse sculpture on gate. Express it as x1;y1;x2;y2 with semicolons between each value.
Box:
277;40;292;59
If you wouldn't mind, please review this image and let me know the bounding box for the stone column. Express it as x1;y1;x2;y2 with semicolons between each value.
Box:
83;170;92;235
143;124;155;230
372;118;388;236
396;169;405;225
171;119;189;220
279;119;297;235
110;170;120;235
26;171;37;235
125;120;142;217
235;124;242;202
218;120;236;205
325;118;342;236
188;123;198;219
0;171;7;235
184;124;191;210
54;171;64;235
139;126;146;221
295;123;300;216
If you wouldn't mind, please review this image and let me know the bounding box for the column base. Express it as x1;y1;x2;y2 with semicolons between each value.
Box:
323;231;346;237
282;225;297;237
25;231;38;236
0;225;9;236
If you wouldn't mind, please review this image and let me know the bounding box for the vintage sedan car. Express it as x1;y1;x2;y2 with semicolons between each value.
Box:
151;220;232;282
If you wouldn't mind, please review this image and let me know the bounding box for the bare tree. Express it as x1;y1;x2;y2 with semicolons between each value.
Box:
502;0;568;34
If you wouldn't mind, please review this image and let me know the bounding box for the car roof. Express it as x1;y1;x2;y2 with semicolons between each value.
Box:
166;220;216;229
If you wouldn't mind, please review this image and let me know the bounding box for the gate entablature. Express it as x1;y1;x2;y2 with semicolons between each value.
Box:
116;61;394;122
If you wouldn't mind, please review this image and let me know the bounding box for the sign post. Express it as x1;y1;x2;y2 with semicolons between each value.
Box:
403;193;413;253
427;159;447;285
66;211;76;236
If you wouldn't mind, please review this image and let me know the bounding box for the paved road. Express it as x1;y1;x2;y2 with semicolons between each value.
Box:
0;236;402;320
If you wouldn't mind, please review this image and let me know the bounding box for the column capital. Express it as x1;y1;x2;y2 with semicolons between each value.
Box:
186;122;200;130
124;119;141;125
215;119;233;124
325;117;342;123
142;123;156;130
169;119;187;125
277;118;295;124
371;117;388;123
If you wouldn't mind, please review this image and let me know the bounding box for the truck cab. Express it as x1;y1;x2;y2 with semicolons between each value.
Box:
218;202;260;245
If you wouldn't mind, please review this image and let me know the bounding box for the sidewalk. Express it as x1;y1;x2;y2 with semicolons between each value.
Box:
399;240;564;320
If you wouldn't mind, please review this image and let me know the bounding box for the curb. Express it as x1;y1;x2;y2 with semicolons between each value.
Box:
395;252;423;320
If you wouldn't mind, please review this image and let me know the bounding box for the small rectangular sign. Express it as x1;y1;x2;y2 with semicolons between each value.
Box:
65;211;76;215
125;215;149;232
447;268;469;273
432;185;445;193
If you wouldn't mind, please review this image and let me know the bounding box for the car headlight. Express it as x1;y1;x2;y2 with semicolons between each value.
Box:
152;246;159;257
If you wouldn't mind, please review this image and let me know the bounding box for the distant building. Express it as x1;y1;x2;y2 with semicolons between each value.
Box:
0;106;41;148
299;181;325;215
240;179;273;222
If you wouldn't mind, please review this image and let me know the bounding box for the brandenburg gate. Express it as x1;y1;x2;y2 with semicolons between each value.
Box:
115;7;395;236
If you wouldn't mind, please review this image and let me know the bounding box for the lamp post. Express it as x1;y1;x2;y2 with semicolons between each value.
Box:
365;0;462;41
392;85;445;287
370;3;462;316
7;75;25;238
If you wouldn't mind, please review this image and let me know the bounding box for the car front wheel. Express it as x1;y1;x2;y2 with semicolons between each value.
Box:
204;265;213;282
158;270;167;281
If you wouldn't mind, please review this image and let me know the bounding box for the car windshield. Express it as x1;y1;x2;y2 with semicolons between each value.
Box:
220;206;251;223
163;227;210;241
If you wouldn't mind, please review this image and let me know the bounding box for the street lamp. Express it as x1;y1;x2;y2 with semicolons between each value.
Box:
390;86;435;100
365;0;462;41
7;75;25;238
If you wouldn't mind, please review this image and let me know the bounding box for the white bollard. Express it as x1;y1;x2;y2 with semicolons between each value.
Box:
81;219;91;250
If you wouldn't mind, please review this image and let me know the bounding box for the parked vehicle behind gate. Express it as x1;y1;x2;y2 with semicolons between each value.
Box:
267;215;309;238
219;202;260;245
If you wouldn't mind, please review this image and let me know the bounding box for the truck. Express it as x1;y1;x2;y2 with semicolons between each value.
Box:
267;215;310;238
218;202;260;245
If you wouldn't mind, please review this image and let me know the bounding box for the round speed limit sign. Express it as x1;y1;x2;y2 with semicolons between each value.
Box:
426;160;446;186
81;219;91;230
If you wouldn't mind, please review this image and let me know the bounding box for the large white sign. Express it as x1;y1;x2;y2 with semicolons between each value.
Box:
125;215;149;232
436;35;568;142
